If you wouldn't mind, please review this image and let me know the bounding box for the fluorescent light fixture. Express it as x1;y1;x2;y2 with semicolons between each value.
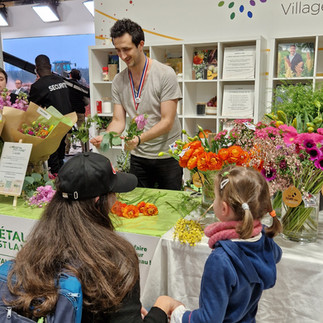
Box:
83;0;94;16
32;4;60;22
0;6;8;27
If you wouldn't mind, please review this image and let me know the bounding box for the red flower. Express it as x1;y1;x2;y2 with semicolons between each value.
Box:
137;201;146;213
143;203;158;216
111;201;127;217
122;205;139;218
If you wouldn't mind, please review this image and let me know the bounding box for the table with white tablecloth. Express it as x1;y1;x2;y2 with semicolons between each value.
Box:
141;215;323;323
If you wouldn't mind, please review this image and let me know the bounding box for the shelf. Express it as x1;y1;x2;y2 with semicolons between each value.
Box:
89;37;265;165
268;35;323;106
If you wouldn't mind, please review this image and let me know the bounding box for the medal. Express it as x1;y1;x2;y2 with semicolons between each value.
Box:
129;57;149;111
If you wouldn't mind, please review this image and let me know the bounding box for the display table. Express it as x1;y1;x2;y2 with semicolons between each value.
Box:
1;190;323;322
0;188;191;289
141;214;323;323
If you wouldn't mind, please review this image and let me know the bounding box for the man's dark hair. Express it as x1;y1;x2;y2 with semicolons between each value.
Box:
70;69;81;81
35;54;51;68
35;54;52;77
110;19;144;47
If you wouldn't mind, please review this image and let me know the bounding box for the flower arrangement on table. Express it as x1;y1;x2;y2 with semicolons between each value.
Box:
161;125;251;200
100;114;148;172
160;124;252;246
247;122;323;241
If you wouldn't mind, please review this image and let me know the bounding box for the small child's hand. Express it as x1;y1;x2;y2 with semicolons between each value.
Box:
153;295;184;316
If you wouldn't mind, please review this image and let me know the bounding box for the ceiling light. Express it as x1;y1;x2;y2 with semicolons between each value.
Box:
0;5;8;27
32;2;60;22
83;0;94;16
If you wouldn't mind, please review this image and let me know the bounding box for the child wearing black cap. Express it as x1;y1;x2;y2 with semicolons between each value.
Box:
0;152;181;322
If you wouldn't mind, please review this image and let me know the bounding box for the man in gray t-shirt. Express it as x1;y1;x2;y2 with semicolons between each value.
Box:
91;19;183;190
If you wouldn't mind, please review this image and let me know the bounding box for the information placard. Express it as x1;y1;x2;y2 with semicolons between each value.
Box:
222;84;254;118
222;46;256;79
0;142;32;196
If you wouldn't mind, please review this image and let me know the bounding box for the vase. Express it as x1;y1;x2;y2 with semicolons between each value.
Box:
281;193;320;243
271;191;282;218
201;170;216;213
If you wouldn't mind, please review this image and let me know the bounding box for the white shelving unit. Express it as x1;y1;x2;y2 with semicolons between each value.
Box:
266;35;323;110
88;36;267;164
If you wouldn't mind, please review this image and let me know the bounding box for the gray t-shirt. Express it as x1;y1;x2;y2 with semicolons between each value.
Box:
112;59;182;159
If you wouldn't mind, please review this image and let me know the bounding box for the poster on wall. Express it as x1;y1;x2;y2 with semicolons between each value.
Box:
276;42;314;78
192;49;218;80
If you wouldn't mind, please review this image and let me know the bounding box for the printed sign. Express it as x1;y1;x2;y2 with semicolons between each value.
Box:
0;142;32;197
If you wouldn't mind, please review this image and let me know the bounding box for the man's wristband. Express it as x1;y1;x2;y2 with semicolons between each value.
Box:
136;135;141;146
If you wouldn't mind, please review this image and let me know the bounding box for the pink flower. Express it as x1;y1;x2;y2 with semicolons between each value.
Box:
279;125;297;134
282;131;298;147
314;156;323;170
135;114;147;131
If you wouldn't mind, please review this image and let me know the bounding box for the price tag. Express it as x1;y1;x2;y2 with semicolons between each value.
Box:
282;186;302;208
37;107;51;120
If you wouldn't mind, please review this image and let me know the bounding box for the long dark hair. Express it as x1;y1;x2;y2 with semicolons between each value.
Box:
6;192;139;317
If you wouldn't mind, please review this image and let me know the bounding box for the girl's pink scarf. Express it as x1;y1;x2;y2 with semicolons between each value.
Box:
204;220;262;249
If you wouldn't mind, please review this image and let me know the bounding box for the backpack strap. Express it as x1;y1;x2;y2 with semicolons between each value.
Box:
0;262;83;323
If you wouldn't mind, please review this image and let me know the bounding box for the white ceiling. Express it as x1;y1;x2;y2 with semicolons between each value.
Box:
0;0;94;39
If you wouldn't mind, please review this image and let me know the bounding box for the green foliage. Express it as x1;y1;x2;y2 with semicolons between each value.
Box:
22;173;55;198
116;150;130;173
70;115;112;144
268;83;323;132
92;115;112;131
100;132;122;152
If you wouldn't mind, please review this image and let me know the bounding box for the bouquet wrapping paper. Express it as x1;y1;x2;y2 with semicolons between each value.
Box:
1;102;77;162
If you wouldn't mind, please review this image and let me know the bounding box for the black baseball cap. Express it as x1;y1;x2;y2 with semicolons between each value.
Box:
57;152;138;200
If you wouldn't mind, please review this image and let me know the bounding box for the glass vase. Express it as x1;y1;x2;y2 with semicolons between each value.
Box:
201;170;216;212
281;193;320;243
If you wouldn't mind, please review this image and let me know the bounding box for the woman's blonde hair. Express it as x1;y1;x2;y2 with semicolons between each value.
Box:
215;166;282;239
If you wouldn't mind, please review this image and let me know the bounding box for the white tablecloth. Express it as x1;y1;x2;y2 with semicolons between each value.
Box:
141;216;323;323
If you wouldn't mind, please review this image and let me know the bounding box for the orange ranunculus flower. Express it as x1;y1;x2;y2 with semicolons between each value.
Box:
218;148;229;161
143;203;158;216
208;152;223;170
137;201;146;213
197;152;209;171
192;146;205;157
185;140;202;150
187;155;198;170
227;145;244;164
122;205;139;218
111;200;126;217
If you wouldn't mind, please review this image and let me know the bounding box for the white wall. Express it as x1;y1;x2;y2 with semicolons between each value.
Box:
93;0;323;45
0;0;94;40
